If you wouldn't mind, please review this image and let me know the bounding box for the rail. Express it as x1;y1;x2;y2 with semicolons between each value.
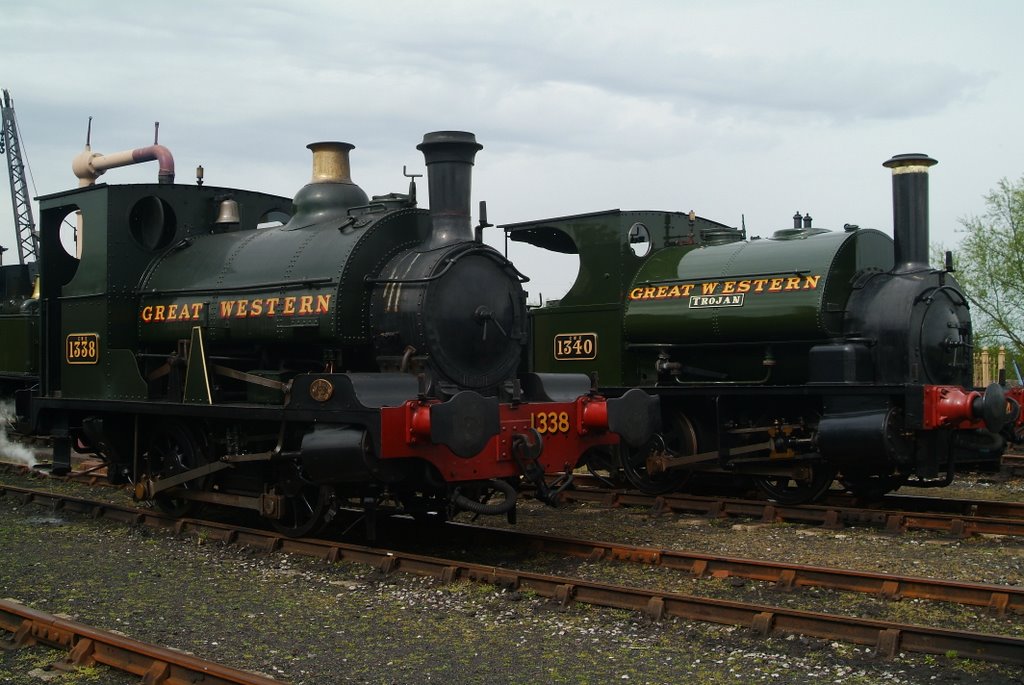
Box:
547;482;1024;538
2;483;1024;665
0;599;282;684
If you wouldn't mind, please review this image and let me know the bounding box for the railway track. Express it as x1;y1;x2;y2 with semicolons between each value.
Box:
21;457;1024;538
14;449;1024;522
824;492;1024;519
2;482;1023;665
1004;452;1024;477
426;522;1024;616
546;477;1024;539
0;599;282;684
7;461;1024;612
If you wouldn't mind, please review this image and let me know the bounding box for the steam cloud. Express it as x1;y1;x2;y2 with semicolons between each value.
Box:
0;401;37;468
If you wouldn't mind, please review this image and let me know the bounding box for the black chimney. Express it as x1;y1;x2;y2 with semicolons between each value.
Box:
882;153;937;272
416;131;483;250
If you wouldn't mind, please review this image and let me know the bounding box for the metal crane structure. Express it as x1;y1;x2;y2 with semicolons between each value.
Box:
1;88;37;265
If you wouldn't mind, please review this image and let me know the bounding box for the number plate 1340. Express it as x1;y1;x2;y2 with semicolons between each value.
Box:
553;332;597;360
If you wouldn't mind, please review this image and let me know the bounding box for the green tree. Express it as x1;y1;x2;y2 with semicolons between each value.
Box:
951;175;1024;362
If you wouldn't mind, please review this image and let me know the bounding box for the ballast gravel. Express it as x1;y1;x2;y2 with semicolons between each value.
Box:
0;468;1022;684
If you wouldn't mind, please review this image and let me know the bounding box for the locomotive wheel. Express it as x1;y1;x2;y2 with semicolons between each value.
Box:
752;463;836;505
145;421;206;517
271;463;335;538
621;413;697;495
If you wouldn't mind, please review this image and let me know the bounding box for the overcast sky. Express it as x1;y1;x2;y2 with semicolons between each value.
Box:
2;0;1022;300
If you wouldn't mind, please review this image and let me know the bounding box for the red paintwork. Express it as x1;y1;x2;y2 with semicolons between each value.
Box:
921;385;983;429
378;396;618;482
581;398;608;433
1007;386;1024;441
408;401;434;441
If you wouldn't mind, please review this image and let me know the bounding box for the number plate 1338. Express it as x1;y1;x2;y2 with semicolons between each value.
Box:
66;333;100;364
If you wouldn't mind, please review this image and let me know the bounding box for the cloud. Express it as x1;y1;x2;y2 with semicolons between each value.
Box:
0;0;1021;287
4;1;989;143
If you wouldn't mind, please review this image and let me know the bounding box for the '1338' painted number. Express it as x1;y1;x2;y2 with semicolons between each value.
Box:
531;411;570;434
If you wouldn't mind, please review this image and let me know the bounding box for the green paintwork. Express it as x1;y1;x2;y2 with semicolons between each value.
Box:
35;182;292;400
624;228;893;343
507;210;896;387
505;209;739;386
0;314;37;374
138;206;429;346
624;228;893;385
32;174;438;404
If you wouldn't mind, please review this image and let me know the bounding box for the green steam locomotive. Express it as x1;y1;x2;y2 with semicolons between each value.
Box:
0;130;657;535
506;154;1022;502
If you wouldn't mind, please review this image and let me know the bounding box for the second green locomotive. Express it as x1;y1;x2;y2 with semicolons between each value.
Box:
507;154;1021;502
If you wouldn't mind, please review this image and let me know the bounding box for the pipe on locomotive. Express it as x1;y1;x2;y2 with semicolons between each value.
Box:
72;143;175;186
69;126;176;259
416;131;483;251
883;153;937;273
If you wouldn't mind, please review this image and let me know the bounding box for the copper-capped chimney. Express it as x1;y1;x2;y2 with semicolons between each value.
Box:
288;141;369;228
417;131;483;251
883;153;937;273
308;141;355;183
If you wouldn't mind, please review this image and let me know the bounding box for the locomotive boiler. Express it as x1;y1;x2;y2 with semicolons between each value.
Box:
9;129;656;535
506;153;1021;502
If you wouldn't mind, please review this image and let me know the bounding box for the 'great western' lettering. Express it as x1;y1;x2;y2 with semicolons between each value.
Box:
628;275;821;303
140;302;205;323
140;294;332;323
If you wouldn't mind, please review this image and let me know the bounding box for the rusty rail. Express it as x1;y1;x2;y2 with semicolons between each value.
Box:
3;484;1024;665
440;523;1024;615
559;473;1024;521
1002;453;1024;477
825;492;1024;520
550;484;1024;538
0;599;282;684
13;459;1024;530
